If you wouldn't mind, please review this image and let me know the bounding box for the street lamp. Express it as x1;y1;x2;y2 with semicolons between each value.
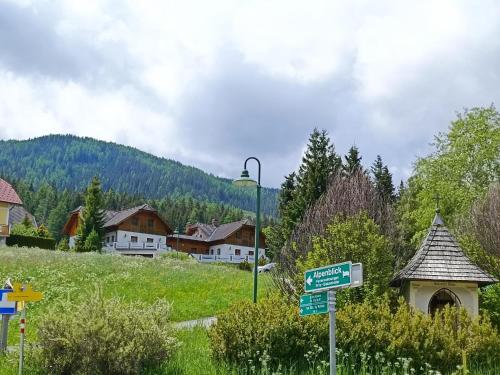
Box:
233;157;261;303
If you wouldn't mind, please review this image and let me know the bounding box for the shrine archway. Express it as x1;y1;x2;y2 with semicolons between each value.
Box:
428;288;461;315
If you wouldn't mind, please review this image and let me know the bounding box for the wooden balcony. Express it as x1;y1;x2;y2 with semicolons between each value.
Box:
0;224;9;237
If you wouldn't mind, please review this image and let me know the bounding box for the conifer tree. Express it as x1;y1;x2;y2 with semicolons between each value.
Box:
371;155;395;202
278;172;296;216
75;176;105;252
296;129;341;206
342;145;363;176
47;190;72;241
269;129;341;258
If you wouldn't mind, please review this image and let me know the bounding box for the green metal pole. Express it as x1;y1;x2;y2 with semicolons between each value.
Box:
253;184;261;303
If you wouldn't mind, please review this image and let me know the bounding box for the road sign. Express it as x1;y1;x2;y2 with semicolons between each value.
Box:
351;263;363;288
0;290;16;315
304;261;352;293
7;284;43;303
299;291;328;316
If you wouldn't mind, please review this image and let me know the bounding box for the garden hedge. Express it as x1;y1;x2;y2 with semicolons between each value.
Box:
6;234;56;250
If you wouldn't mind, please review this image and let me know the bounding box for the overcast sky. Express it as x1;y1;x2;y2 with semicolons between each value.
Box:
1;0;499;188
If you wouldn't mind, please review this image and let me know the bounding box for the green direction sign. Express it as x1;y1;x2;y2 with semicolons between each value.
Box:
299;291;328;317
304;261;352;293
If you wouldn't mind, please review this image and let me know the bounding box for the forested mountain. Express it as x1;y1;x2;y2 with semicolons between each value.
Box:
0;135;278;216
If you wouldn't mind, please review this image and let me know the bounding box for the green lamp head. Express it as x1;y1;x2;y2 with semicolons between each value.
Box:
233;169;257;188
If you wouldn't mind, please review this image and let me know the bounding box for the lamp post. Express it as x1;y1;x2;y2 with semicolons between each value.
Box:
233;157;261;303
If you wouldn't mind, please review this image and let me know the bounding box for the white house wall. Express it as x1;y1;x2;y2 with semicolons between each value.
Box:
115;230;166;245
408;280;479;316
208;244;266;259
69;230;167;248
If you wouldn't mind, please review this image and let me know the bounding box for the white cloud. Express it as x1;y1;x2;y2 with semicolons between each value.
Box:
0;0;499;187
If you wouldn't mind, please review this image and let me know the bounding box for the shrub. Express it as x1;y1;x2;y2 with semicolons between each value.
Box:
238;260;252;271
36;287;178;375
296;213;394;306
56;237;70;252
209;294;327;368
210;295;500;373
6;234;56;250
258;257;267;266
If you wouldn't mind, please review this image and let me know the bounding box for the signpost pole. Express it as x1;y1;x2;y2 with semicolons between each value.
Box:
328;290;336;375
18;306;26;375
0;314;9;351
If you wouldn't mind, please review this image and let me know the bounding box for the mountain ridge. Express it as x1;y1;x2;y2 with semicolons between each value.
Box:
0;134;278;216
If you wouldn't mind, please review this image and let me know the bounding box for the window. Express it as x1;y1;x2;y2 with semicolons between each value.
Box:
249;251;254;256
148;218;154;228
106;237;109;243
131;217;139;226
111;235;115;242
235;249;241;255
131;236;138;243
146;238;154;243
217;248;221;255
210;249;214;255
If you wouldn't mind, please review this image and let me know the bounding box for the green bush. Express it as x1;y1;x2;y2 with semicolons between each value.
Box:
296;213;394;306
210;295;500;373
36;287;178;375
258;257;267;266
337;298;500;372
6;234;55;250
238;260;252;271
56;237;70;252
209;294;327;368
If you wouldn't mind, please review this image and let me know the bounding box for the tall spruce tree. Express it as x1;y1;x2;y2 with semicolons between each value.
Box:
296;129;341;203
47;189;72;241
371;155;395;202
75;176;105;252
280;129;341;243
342;145;363;176
278;172;296;216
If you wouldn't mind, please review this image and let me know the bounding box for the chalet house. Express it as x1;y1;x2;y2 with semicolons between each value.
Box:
167;219;266;263
0;178;23;245
63;204;172;255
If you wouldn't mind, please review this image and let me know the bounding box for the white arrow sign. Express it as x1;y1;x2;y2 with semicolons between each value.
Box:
306;276;313;285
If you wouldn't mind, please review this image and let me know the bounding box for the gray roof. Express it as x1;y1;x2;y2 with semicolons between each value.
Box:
208;220;251;241
390;213;498;287
169;219;253;243
71;204;158;228
8;206;37;227
103;204;155;228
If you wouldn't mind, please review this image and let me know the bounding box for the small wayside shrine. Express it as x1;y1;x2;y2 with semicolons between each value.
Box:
390;207;498;316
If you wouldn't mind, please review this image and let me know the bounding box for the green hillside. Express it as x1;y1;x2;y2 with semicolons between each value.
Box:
0;135;278;216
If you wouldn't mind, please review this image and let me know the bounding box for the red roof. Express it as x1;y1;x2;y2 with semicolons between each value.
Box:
0;178;22;205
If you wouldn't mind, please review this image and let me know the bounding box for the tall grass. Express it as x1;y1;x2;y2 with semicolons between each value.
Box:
0;247;271;345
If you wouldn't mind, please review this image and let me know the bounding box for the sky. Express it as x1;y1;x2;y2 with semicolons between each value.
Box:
0;0;499;188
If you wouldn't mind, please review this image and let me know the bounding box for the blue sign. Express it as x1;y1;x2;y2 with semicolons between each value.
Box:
0;289;16;314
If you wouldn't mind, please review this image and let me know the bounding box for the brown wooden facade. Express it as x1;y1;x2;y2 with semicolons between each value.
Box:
62;208;172;238
108;211;172;236
167;224;266;255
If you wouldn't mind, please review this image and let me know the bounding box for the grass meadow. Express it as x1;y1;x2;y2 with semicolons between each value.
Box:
0;247;271;345
0;247;498;374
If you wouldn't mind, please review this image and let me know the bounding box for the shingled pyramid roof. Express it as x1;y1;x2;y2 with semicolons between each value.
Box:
390;212;498;287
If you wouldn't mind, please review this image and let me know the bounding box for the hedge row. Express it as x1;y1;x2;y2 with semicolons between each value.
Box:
6;234;56;250
210;295;500;373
